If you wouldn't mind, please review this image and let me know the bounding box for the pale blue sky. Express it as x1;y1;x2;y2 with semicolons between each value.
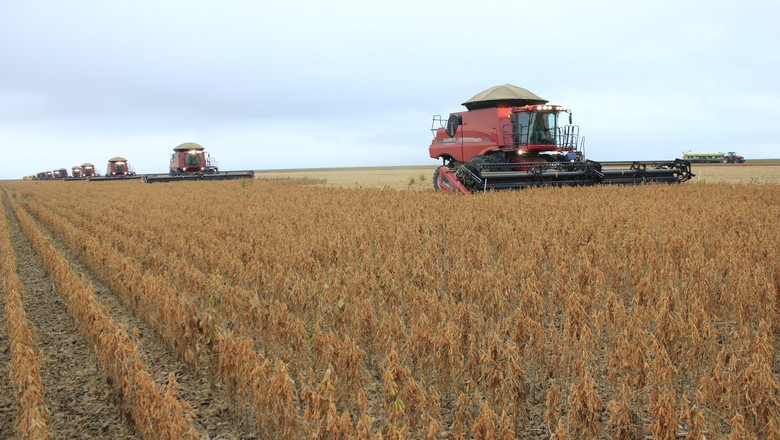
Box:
1;0;778;178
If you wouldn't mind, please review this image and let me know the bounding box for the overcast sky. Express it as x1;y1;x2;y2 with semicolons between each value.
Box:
1;0;778;179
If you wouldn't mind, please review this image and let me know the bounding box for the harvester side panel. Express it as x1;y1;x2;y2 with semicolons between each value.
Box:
430;108;511;163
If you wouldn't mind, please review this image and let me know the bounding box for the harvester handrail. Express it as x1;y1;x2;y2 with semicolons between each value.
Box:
430;115;446;138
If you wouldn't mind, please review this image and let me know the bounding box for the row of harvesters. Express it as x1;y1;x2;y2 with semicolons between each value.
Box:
429;84;695;193
30;84;698;192
32;144;254;183
33;159;137;181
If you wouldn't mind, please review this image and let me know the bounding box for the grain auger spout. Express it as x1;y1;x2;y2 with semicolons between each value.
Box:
429;84;694;193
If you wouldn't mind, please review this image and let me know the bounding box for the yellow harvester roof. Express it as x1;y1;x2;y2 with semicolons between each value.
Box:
173;142;205;152
462;84;548;110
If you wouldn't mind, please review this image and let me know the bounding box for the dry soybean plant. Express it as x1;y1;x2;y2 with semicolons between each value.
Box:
2;179;779;438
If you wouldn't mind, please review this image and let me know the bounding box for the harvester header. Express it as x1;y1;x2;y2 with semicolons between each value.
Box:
429;84;693;193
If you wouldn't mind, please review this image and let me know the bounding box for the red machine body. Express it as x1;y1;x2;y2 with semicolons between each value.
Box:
429;104;576;165
169;143;217;174
64;163;98;180
53;168;68;179
107;157;131;176
171;149;208;173
81;163;96;177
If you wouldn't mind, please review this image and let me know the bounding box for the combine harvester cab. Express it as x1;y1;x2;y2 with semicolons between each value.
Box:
65;163;97;180
89;157;142;181
143;142;254;183
430;84;693;193
81;162;97;177
34;171;54;180
53;168;69;179
64;165;85;180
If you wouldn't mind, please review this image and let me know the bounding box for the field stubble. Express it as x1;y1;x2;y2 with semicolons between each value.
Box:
0;169;779;438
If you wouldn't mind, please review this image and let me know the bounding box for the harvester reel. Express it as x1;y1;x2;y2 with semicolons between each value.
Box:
457;164;482;190
674;159;696;182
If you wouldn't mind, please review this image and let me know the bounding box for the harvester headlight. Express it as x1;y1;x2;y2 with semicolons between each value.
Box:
517;150;526;155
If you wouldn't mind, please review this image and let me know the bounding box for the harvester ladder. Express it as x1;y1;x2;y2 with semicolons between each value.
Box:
560;125;579;151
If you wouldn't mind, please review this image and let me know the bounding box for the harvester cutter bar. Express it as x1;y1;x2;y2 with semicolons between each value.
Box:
88;175;143;182
142;170;255;183
466;159;693;191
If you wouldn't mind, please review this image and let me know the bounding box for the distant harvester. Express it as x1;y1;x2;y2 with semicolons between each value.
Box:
143;142;254;183
89;157;142;181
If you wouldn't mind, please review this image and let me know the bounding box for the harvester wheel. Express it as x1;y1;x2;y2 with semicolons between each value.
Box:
433;167;442;190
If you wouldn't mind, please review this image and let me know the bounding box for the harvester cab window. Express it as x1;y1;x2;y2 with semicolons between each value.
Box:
512;112;531;146
530;112;556;145
185;153;202;167
115;163;126;172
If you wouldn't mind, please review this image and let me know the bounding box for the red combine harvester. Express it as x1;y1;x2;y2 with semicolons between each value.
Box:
143;142;254;183
66;162;97;180
53;168;69;179
89;157;141;181
34;171;54;180
81;163;97;177
430;84;693;193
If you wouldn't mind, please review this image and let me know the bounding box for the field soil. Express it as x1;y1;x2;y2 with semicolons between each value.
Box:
689;161;780;184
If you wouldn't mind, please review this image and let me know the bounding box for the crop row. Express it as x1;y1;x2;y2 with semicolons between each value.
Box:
11;185;356;437
5;190;199;439
0;195;49;438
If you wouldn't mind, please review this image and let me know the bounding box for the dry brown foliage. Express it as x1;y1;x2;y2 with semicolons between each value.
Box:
0;194;50;438
6;192;198;439
2;179;779;438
